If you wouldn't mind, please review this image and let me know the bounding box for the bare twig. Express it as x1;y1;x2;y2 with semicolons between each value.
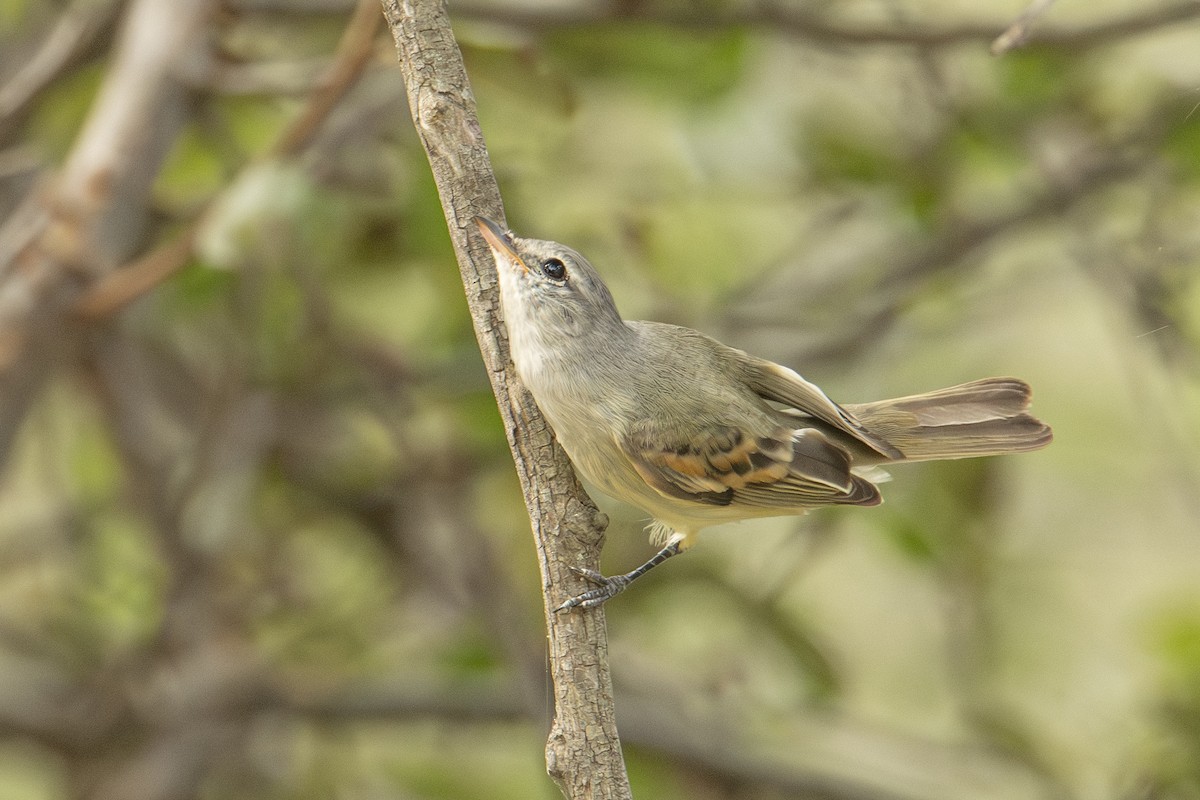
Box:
379;1;629;797
723;134;1154;369
270;0;383;157
201;57;329;96
228;0;356;10
267;679;529;723
0;0;215;465
260;674;1062;800
73;0;383;319
992;0;1060;55
451;0;1200;51
0;0;125;142
72;223;200;319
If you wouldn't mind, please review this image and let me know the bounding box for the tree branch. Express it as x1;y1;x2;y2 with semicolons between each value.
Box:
0;0;126;144
72;0;383;319
991;0;1060;55
378;1;629;797
449;0;1200;52
0;0;216;464
721;130;1155;369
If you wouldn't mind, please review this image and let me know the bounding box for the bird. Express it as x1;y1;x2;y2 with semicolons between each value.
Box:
474;216;1052;611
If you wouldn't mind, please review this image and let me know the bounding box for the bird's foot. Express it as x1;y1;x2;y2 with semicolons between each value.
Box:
554;567;632;612
553;540;684;612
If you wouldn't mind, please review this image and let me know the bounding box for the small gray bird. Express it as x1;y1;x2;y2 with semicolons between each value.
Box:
475;216;1052;611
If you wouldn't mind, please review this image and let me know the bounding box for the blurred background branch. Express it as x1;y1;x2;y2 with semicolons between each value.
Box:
448;0;1200;51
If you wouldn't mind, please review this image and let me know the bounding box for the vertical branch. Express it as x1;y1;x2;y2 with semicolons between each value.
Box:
379;2;632;797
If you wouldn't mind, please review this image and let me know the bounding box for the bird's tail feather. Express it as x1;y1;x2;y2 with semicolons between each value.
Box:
843;377;1052;462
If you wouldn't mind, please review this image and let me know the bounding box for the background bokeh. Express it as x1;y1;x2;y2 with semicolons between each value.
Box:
2;0;1200;798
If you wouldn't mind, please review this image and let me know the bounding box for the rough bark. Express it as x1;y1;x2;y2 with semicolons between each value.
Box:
379;1;632;797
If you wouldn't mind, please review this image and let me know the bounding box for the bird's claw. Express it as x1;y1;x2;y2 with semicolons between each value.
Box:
554;567;630;612
568;565;607;585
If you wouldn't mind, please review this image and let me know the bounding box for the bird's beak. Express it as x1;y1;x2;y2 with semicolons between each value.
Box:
474;216;528;273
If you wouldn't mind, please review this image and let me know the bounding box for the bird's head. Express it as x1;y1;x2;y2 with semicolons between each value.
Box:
475;216;624;343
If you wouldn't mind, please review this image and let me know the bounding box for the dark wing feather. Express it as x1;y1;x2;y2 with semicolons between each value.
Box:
623;425;881;510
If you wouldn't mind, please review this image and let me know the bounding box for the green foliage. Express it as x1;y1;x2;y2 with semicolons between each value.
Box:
994;50;1079;115
543;23;749;104
0;0;32;29
347;725;559;800
157;123;229;209
636;196;802;301
1173;262;1200;348
393;157;458;261
253;519;391;669
1165;104;1200;180
801;105;946;227
71;515;165;661
805;114;912;186
0;745;61;800
438;626;503;678
450;388;508;451
624;750;691;800
26;63;105;159
875;460;996;568
879;510;938;562
165;260;239;313
67;413;123;504
1154;606;1200;693
1144;605;1200;797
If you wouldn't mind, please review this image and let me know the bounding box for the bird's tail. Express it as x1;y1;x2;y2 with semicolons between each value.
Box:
843;377;1052;462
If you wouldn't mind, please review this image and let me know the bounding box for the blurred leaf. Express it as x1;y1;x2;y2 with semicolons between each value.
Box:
806;119;908;186
72;515;165;658
0;0;32;28
383;728;560;800
0;745;62;800
1165;109;1200;180
452;388;508;451
68;414;123;503
165;259;238;312
1154;606;1200;690
393;157;458;261
945;122;1026;190
219;94;292;155
156;123;228;210
543;23;748;104
252;269;311;384
874;460;997;568
439;627;502;678
878;510;939;563
255;520;390;668
802;108;943;224
197;161;318;270
636;195;804;302
221;12;344;61
26;62;104;159
624;750;691;800
995;50;1077;114
1172;263;1200;349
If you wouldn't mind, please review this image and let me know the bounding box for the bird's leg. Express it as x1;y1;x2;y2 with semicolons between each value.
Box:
555;539;683;612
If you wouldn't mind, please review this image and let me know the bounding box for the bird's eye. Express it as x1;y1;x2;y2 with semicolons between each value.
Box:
540;258;567;281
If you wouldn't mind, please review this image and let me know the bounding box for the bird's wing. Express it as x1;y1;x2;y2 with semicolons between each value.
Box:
620;422;881;510
733;352;903;460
